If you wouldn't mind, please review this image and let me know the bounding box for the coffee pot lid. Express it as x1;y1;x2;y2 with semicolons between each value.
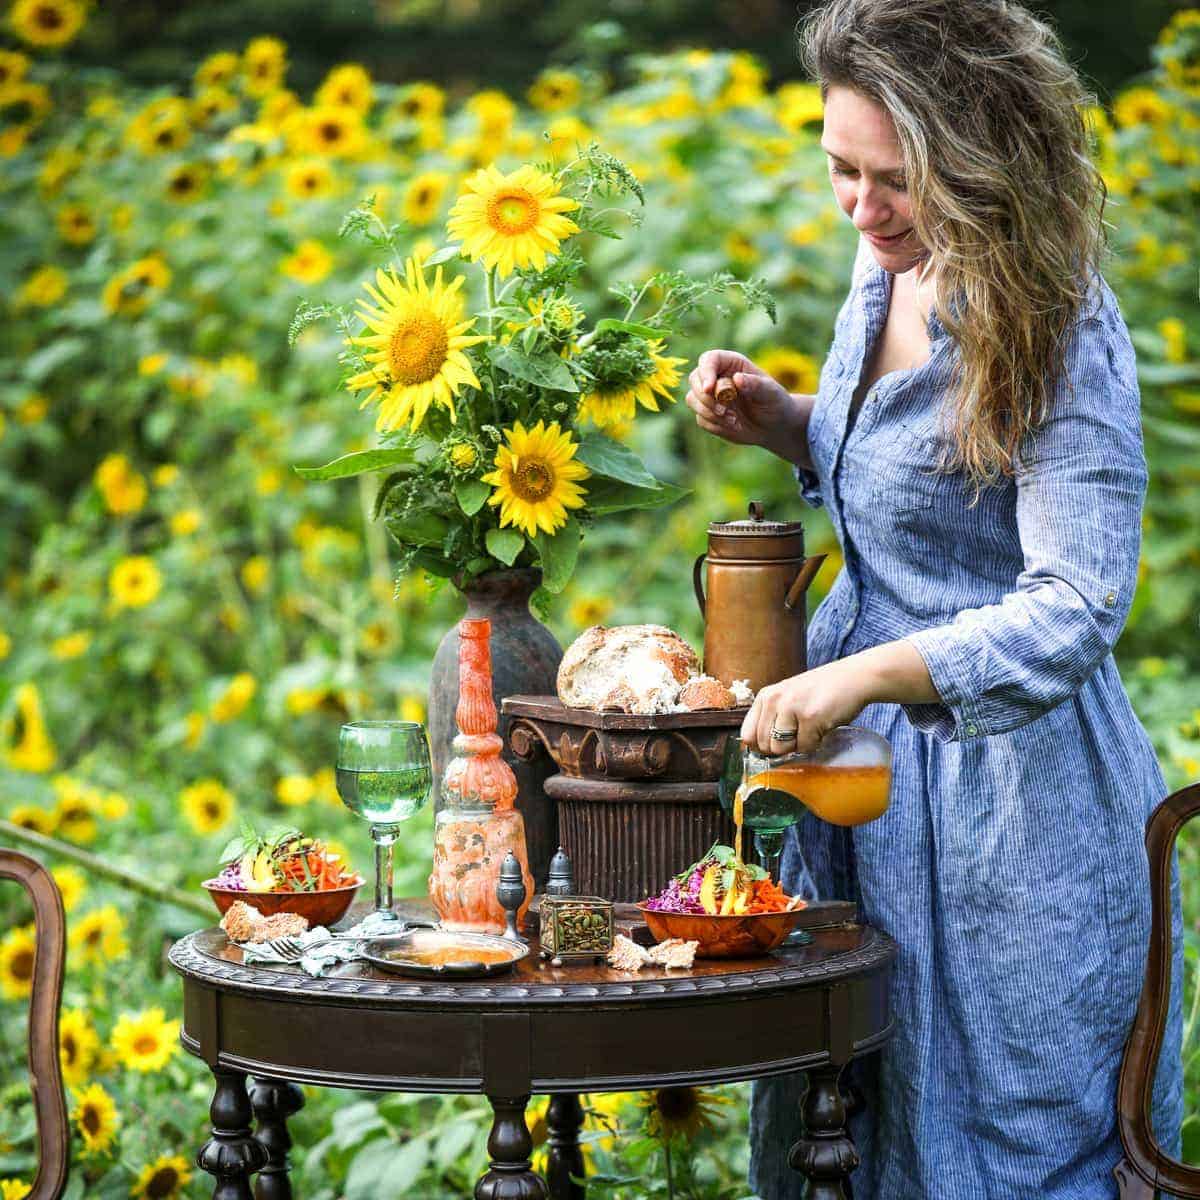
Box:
708;500;806;537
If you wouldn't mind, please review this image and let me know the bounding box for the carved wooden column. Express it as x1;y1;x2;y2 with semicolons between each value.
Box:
249;1076;304;1200
476;1094;550;1200
788;1063;860;1199
197;1067;268;1200
545;1093;585;1199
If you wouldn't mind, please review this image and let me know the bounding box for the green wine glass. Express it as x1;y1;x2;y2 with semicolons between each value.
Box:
336;720;433;923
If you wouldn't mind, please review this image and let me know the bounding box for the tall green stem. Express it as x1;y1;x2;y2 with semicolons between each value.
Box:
664;1137;675;1200
484;265;503;426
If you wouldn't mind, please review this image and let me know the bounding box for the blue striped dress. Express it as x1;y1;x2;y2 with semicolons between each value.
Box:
748;239;1184;1200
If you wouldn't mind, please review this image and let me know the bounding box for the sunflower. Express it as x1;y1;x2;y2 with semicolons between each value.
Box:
169;508;201;536
393;81;445;123
0;50;29;88
284;158;335;200
51;865;86;913
69;905;128;964
125;98;192;156
345;256;487;433
181;779;234;834
10;0;86;48
210;672;256;722
776;81;824;133
289;103;364;159
577;337;684;430
240;555;270;593
56;202;95;244
243;36;287;98
757;347;820;395
4;682;56;773
7;803;57;836
112;1008;180;1074
94;453;147;515
568;593;613;629
71;1082;118;1154
108;556;162;609
641;1086;730;1142
190;87;237;128
316;63;373;114
447;164;580;277
275;774;314;807
15;264;67;308
0;80;51;131
101;256;171;317
1114;86;1172;129
131;1156;191;1200
195;50;239;89
403;170;450;226
0;924;35;1000
527;69;583;112
0;1180;30;1200
52;776;98;843
59;1008;100;1084
280;239;333;284
259;88;300;131
544;115;594;163
481;420;589;538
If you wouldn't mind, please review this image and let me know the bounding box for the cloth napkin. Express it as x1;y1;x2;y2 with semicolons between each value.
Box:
238;910;411;977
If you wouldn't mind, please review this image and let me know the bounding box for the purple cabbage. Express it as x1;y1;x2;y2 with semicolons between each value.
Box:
209;863;247;891
643;867;707;914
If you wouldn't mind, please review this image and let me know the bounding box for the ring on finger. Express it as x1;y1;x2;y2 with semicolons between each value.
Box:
770;726;798;742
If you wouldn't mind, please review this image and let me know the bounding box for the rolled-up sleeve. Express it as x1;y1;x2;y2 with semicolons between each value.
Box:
900;316;1147;742
795;462;824;508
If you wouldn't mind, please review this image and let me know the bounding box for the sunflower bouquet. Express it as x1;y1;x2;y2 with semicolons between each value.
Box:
292;143;776;598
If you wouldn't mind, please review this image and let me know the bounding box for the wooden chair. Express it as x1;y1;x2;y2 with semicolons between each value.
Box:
1115;780;1200;1198
1;848;69;1200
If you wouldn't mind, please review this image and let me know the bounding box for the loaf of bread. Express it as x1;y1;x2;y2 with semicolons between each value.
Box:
556;625;754;714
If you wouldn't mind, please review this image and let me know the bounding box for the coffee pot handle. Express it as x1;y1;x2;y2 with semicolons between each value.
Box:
783;553;828;611
693;552;707;616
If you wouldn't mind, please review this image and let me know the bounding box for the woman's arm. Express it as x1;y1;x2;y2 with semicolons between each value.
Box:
742;313;1145;752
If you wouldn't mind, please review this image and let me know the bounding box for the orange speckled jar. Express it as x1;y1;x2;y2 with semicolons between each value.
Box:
429;618;534;935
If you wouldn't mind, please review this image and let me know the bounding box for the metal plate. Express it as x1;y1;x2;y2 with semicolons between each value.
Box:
360;928;528;978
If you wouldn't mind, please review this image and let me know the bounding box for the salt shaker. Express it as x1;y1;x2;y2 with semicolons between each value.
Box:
497;851;527;943
545;846;574;897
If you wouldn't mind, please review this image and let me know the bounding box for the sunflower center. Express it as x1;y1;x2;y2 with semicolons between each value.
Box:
319;122;343;144
82;1105;101;1135
12;948;33;980
486;189;539;235
63;1034;77;1063
388;313;448;384
512;458;555;501
204;800;220;819
655;1087;699;1121
133;1034;158;1055
147;1167;178;1198
36;6;64;30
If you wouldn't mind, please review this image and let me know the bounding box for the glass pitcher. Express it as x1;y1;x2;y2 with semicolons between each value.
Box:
719;726;893;888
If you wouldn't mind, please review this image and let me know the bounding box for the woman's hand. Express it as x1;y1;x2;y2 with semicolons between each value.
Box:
685;349;813;463
740;660;874;755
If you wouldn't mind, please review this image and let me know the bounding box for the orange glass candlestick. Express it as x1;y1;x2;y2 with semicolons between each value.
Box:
429;617;534;934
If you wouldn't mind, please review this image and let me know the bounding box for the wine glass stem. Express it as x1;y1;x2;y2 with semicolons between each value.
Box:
372;826;399;918
755;829;785;882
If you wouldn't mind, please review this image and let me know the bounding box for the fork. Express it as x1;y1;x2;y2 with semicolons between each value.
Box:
258;930;362;962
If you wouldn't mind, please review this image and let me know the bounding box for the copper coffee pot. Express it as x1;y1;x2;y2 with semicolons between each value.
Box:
693;501;827;694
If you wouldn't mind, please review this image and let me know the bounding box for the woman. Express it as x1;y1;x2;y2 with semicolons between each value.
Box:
686;1;1184;1196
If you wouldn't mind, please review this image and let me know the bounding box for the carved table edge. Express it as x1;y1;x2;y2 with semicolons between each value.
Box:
168;927;897;1007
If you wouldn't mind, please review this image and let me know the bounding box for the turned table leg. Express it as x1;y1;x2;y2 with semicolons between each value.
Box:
197;1067;268;1200
476;1094;550;1200
249;1077;305;1200
788;1063;860;1200
546;1093;585;1200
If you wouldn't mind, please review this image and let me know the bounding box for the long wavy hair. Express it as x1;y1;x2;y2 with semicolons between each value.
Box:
798;0;1111;495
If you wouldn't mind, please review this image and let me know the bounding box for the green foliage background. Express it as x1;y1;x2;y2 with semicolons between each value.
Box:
0;4;1198;1197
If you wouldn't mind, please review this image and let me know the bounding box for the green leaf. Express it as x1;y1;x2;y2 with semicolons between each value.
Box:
592;318;670;339
295;447;416;481
583;478;689;515
532;516;581;593
385;511;449;546
576;432;658;488
411;549;457;577
24;337;87;384
455;478;491;515
490;344;578;392
485;527;525;566
422;243;461;266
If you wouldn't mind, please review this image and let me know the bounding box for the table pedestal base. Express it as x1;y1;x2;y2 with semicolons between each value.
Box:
249;1076;304;1200
477;1094;550;1200
788;1063;860;1199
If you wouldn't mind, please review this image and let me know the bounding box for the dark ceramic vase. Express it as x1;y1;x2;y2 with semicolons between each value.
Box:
428;568;562;888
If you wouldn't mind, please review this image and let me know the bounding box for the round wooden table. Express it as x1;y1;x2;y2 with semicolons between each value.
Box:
168;900;896;1199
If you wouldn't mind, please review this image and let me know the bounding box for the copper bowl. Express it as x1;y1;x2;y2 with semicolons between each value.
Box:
636;903;807;958
202;878;364;927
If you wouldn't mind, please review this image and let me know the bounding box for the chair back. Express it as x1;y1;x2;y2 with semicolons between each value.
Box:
0;848;70;1200
1116;781;1200;1198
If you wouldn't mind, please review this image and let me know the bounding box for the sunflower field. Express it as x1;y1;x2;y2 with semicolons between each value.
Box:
1;2;1199;1197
